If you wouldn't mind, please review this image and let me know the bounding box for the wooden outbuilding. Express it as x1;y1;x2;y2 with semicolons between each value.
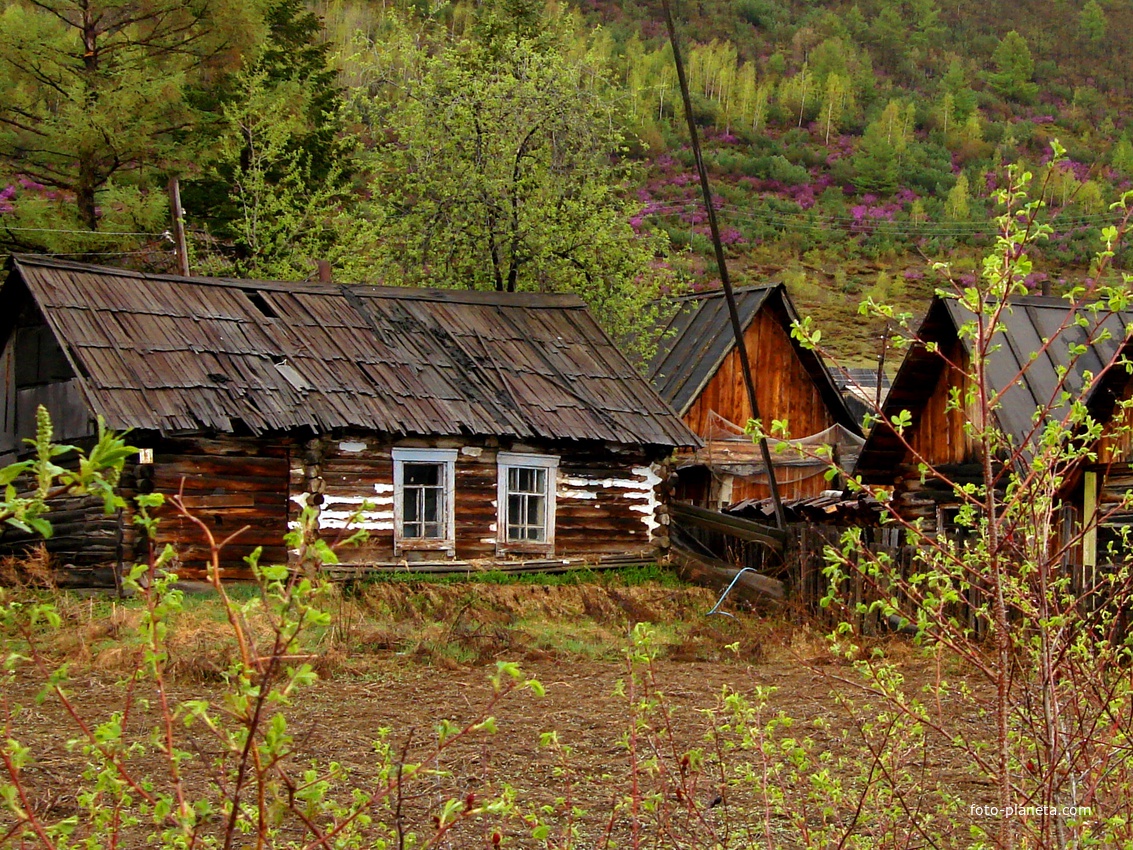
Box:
0;255;698;583
647;284;861;507
854;294;1133;564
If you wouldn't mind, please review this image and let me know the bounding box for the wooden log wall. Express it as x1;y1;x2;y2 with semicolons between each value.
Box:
1;432;669;584
1096;400;1133;466
120;436;292;581
300;436;666;566
556;452;663;556
0;470;122;584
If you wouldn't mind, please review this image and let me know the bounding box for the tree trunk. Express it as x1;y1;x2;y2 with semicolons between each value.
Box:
77;161;99;231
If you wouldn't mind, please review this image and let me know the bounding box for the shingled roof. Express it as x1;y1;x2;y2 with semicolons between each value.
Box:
3;255;697;448
647;284;856;429
855;294;1133;480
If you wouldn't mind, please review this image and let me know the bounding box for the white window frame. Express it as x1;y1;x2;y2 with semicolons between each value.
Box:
393;448;457;554
497;452;558;553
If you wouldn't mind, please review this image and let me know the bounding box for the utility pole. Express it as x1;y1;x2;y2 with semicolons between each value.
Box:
660;0;786;529
168;177;190;277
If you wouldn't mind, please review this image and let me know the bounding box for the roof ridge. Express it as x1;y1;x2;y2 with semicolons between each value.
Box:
7;254;587;309
668;282;781;303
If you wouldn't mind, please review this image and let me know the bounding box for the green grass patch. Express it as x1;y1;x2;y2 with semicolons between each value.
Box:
353;563;686;590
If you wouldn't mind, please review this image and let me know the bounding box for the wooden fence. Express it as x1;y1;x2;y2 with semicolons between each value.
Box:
672;502;919;633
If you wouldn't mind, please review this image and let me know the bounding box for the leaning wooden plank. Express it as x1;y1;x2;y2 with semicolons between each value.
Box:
668;546;785;603
670;501;786;549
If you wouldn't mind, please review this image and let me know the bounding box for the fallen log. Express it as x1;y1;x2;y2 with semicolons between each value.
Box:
668;545;784;606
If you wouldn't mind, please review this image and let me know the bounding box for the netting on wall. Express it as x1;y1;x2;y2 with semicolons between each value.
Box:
687;411;864;487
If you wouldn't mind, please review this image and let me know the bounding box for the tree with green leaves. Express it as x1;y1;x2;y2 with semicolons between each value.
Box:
821;73;854;145
192;68;353;280
354;37;672;353
1112;136;1133;178
1079;0;1107;49
988;30;1038;104
944;172;971;219
851;100;912;195
940;60;977;121
0;0;262;247
183;0;353;277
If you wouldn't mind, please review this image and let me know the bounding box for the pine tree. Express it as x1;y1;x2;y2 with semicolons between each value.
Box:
1079;0;1107;49
988;31;1038;104
1112;137;1133;178
0;0;260;244
181;0;352;266
941;60;977;120
852;122;899;195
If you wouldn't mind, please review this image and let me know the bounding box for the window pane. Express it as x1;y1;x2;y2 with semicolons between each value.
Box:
405;463;440;486
404;489;421;523
505;465;549;543
422;487;440;523
401;462;446;540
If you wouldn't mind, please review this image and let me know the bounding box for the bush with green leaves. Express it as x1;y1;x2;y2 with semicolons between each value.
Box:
786;145;1133;848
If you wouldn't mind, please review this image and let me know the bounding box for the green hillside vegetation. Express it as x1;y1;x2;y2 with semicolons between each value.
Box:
3;0;1132;361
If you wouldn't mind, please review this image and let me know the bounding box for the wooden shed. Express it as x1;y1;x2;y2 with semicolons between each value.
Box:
0;255;698;583
854;294;1133;559
647;284;860;506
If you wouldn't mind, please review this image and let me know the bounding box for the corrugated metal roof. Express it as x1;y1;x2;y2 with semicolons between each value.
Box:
835;368;892;392
6;255;698;448
855;294;1133;479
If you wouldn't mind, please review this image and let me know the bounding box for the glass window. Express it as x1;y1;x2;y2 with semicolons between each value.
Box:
507;466;547;542
393;448;457;551
497;452;558;550
402;462;444;539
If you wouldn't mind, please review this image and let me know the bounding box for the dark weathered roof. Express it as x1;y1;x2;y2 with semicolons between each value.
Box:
835;368;892;393
4;255;697;447
648;286;773;415
855;294;1133;480
647;284;857;429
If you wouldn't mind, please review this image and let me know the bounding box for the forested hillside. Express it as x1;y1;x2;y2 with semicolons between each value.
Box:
2;0;1130;361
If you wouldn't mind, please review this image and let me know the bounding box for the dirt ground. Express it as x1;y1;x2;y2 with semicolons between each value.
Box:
3;654;993;847
1;580;997;847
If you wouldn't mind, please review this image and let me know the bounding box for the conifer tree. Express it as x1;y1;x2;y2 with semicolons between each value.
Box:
0;0;261;244
182;0;352;273
941;60;977;120
988;31;1038;104
1079;0;1107;49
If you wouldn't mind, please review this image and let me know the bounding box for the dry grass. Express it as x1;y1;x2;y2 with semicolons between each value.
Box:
1;573;791;681
0;544;56;590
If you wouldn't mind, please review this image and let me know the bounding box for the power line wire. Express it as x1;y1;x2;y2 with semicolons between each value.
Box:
0;225;168;237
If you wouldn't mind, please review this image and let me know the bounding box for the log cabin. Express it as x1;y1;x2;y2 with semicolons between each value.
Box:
647;284;861;507
854;293;1133;572
0;255;698;584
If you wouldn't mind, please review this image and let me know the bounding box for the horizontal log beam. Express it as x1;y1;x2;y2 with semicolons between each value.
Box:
670;501;786;550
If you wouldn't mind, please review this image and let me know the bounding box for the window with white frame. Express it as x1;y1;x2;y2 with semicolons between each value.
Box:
393;448;457;552
497;452;558;550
